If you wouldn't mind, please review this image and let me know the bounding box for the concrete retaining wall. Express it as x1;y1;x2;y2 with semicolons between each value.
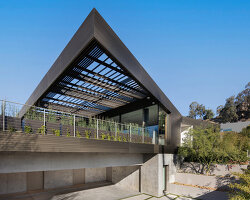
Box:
175;173;237;189
178;162;248;176
0;167;105;195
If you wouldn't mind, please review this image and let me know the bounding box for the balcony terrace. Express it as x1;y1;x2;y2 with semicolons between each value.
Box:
0;100;173;154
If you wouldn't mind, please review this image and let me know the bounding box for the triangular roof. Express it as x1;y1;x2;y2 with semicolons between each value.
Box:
20;9;181;118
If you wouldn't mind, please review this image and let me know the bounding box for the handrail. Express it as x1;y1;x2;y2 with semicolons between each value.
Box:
0;99;154;144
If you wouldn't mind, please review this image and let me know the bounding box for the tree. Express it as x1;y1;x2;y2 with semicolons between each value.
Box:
197;104;206;119
188;102;199;119
216;105;224;116
219;96;238;123
235;82;250;120
203;109;214;120
188;102;214;120
178;126;249;174
178;126;222;174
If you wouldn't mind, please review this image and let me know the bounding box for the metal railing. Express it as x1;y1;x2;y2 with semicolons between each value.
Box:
0;100;155;144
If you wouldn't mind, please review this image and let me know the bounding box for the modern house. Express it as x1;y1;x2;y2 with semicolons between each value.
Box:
0;9;184;198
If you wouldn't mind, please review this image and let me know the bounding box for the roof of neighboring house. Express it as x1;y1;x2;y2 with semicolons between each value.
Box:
181;116;219;128
220;120;250;133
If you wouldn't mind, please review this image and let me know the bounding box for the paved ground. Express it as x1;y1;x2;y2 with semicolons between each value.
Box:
51;185;194;200
51;185;140;200
1;183;226;200
121;193;194;200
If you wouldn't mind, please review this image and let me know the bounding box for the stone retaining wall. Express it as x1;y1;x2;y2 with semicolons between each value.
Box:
178;162;248;176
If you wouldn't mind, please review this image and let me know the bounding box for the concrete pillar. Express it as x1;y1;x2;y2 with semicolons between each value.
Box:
141;154;176;197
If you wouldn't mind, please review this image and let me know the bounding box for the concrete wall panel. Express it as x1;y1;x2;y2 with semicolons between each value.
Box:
44;170;73;189
27;171;43;191
141;154;161;196
0;174;7;194
112;166;140;192
73;169;85;185
85;168;106;183
0;172;26;194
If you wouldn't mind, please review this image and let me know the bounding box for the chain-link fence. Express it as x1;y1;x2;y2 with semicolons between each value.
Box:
0;100;155;144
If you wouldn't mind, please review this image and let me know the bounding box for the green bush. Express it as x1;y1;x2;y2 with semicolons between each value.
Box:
101;133;106;140
85;130;90;139
178;126;249;174
66;128;70;137
229;167;250;200
24;125;32;134
52;129;60;136
37;125;46;135
76;130;81;138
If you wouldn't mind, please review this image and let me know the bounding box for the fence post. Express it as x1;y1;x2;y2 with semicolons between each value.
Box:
96;119;99;139
142;128;144;143
2;100;5;131
43;108;46;134
129;123;131;142
115;122;117;138
153;131;156;144
73;114;76;137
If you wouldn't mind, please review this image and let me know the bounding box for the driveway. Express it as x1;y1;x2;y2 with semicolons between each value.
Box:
52;185;193;200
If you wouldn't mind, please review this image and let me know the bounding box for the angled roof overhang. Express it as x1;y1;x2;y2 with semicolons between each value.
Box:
20;9;181;118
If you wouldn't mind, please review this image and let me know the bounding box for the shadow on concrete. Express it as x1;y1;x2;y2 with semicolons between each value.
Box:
0;181;113;200
195;189;229;200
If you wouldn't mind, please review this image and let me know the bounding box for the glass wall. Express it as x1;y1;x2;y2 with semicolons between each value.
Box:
105;103;170;145
158;106;171;145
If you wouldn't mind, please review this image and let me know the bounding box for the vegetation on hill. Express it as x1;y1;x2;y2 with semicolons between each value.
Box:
188;82;249;123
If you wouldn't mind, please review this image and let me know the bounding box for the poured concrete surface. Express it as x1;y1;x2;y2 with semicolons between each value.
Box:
51;185;139;200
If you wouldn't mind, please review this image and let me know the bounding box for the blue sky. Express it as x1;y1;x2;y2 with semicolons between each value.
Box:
0;0;249;116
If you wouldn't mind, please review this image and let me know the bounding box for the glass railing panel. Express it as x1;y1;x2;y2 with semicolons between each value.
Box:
0;99;155;144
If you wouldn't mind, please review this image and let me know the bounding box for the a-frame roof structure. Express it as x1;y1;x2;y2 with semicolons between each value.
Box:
20;9;181;118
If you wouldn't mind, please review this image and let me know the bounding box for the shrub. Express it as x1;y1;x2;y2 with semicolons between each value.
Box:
101;133;106;140
85;130;90;139
229;167;250;200
8;126;16;133
24;125;32;134
76;130;81;138
66;128;70;137
117;135;122;142
178;126;249;174
37;125;46;135
52;129;60;136
107;135;111;141
123;136;127;142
